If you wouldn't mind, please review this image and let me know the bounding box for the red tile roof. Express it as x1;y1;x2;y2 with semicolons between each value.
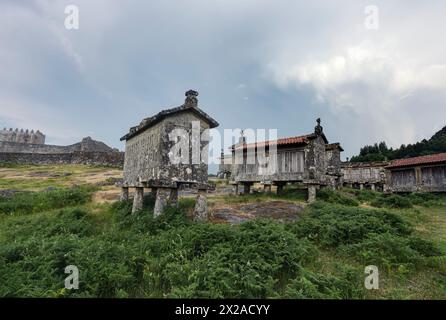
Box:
233;134;312;150
386;152;446;169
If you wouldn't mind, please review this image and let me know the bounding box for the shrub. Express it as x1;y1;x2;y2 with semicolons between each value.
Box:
290;202;411;247
345;188;380;203
145;220;320;298
370;194;413;209
317;188;359;206
406;193;445;207
341;233;442;268
284;266;364;299
112;196;191;234
292;202;441;271
0;186;96;215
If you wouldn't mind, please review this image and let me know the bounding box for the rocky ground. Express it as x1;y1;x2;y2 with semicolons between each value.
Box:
211;200;304;224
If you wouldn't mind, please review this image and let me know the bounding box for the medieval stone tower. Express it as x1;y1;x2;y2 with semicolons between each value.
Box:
0;128;45;144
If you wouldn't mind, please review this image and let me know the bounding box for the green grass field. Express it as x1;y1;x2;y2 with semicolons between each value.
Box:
0;164;445;298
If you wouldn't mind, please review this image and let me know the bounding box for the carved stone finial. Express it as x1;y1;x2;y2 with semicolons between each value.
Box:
239;129;246;144
315;118;323;135
185;90;199;107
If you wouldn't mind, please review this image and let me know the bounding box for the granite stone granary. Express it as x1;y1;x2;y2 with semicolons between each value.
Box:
385;152;446;193
225;119;344;202
120;90;219;218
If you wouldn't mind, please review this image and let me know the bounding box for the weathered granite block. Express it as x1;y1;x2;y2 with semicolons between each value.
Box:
154;188;171;216
194;189;208;221
132;187;144;213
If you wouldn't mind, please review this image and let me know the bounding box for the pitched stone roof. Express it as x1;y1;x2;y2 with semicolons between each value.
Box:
120;90;219;141
325;142;344;152
386;152;446;169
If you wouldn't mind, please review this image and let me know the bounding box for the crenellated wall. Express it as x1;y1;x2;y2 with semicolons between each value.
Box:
0;128;45;144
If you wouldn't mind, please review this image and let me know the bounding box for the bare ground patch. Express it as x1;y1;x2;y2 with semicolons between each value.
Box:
210;200;304;224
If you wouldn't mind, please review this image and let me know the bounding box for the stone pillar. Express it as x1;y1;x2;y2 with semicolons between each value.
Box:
359;183;364;190
169;188;179;207
264;184;272;193
154;188;170;217
194;189;208;221
132;187;144;213
233;184;239;195
307;185;317;203
370;184;376;191
120;187;129;201
243;183;251;195
276;183;284;195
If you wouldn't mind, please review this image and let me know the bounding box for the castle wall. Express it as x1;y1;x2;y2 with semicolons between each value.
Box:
0;141;72;154
0;128;45;144
0;151;124;167
0;136;122;167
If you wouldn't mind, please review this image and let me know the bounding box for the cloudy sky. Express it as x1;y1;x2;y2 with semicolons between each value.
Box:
1;0;445;163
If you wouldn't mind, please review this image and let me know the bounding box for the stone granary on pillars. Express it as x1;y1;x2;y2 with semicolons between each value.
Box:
385;152;446;193
341;161;389;191
228;119;343;202
119;90;219;219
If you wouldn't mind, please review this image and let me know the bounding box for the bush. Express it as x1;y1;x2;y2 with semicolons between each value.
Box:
0;183;443;298
112;196;191;235
292;202;441;271
149;220;320;298
370;194;413;209
291;202;411;247
0;186;96;215
284;266;364;299
317;188;359;206
345;188;380;203
406;193;445;207
341;233;441;268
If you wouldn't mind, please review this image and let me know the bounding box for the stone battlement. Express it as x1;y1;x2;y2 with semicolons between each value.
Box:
0;128;45;144
0;128;123;167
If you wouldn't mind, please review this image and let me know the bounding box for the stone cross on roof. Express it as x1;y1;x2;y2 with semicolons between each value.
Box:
315;118;323;135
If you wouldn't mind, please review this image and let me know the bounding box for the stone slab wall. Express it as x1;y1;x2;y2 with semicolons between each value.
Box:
0;151;124;167
341;162;388;185
388;164;446;192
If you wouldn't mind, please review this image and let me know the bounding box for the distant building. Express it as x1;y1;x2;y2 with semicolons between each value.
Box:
385;152;446;192
341;161;389;191
217;150;233;179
